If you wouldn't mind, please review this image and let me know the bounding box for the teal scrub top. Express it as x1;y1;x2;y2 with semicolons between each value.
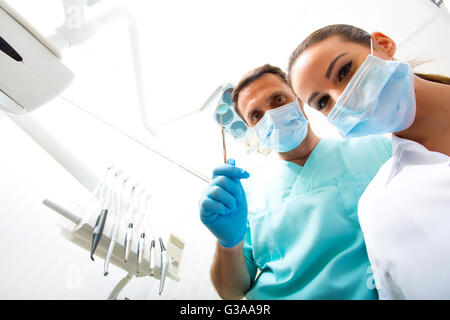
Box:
243;136;392;300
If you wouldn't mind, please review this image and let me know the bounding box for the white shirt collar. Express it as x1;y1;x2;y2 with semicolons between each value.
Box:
386;134;449;184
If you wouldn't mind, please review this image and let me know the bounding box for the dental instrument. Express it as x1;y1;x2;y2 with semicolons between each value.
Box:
88;165;113;212
124;222;133;263
159;237;169;295
217;103;229;163
103;171;126;276
149;239;156;276
136;192;152;276
123;184;135;263
141;193;156;277
124;184;143;262
91;210;108;261
90;166;115;261
137;233;145;275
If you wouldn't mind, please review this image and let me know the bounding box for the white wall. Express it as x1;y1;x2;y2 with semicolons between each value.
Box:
0;0;448;299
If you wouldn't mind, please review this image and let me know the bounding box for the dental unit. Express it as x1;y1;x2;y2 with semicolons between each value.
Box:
1;0;189;298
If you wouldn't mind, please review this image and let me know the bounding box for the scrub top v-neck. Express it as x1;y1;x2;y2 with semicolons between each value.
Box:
242;136;392;300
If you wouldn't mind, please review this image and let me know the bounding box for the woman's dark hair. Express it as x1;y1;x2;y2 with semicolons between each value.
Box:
287;24;450;85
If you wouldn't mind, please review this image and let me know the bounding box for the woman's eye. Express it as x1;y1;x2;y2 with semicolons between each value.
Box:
338;61;352;82
317;95;329;110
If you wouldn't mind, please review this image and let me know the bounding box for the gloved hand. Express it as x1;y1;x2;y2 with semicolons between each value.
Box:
199;159;250;248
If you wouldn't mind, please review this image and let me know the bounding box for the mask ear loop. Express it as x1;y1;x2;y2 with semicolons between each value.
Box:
295;98;308;121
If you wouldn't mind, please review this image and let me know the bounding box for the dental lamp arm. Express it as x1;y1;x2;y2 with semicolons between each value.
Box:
6;113;98;192
47;0;98;50
48;0;156;136
95;6;156;136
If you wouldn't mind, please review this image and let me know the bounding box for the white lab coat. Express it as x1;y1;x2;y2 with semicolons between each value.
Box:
358;134;450;299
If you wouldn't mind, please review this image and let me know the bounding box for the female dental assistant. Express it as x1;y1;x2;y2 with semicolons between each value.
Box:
287;24;450;299
199;64;392;300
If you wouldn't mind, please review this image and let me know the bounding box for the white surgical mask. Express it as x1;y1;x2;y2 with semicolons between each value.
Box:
253;99;309;153
327;39;416;138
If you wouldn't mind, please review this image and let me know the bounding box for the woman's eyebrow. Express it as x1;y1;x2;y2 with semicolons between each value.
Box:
307;52;349;107
325;52;348;79
308;92;319;106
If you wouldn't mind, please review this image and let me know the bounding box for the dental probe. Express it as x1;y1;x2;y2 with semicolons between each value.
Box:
220;114;227;163
104;174;128;276
159;237;169;295
124;185;144;262
149;239;156;276
136;233;145;275
123;184;137;262
136;192;152;275
217;103;229;163
90;174;112;261
143;193;155;277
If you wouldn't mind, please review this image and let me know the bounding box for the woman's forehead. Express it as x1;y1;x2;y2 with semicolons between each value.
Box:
293;36;364;71
294;38;346;71
290;49;329;101
290;37;365;98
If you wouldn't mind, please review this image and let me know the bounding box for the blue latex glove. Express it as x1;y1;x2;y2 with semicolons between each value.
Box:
199;159;250;248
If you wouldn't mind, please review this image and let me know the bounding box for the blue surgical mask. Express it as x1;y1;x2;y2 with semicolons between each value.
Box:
253;99;309;153
327;48;416;138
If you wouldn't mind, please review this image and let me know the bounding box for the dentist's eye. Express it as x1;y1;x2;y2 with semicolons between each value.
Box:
273;95;286;107
251;112;262;124
338;61;352;82
317;95;329;110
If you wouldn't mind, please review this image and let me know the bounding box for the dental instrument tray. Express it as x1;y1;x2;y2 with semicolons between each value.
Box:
42;165;185;298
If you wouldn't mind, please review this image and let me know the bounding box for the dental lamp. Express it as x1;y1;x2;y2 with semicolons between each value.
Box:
0;0;157;136
0;0;74;114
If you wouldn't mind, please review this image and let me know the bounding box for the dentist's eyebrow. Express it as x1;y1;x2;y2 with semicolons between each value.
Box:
245;91;287;119
266;90;286;103
325;52;348;79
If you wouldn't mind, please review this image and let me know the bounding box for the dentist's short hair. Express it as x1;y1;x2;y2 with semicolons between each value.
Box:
232;64;290;120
